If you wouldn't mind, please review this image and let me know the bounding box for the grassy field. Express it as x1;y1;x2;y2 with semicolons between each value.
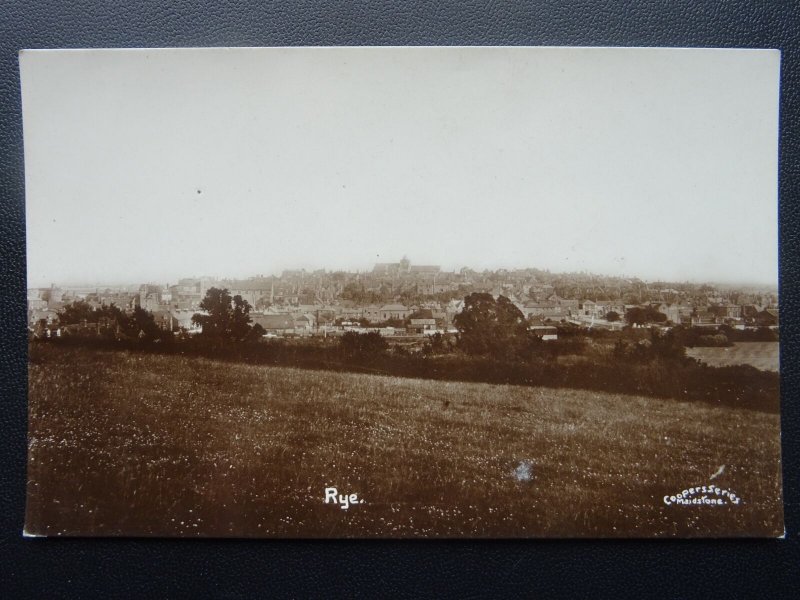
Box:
686;341;780;372
26;344;784;538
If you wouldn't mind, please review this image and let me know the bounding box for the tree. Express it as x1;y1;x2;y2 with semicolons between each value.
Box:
192;287;253;342
625;305;666;326
340;331;388;360
423;332;456;355
606;311;620;322
96;303;124;323
122;306;163;341
57;300;96;325
625;306;647;326
56;300;164;341
32;318;49;338
245;323;266;342
453;293;529;357
453;293;496;355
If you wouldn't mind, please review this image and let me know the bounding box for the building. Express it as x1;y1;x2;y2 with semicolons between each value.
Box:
224;277;275;308
250;314;296;334
250;313;316;335
521;302;565;321
711;304;742;320
372;257;440;278
654;302;681;324
418;282;454;295
408;318;437;334
365;303;412;323
293;313;316;332
29;308;59;327
756;308;779;327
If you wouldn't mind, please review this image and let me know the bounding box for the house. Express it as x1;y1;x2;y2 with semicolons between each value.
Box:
27;295;47;311
710;304;742;320
580;300;600;318
366;304;412;323
756;309;779;327
224;277;275;307
690;311;717;326
741;304;762;323
431;311;448;327
548;295;580;312
338;306;364;321
29;308;59;327
677;301;694;323
408;318;437;334
418;282;452;295
249;313;316;335
654;303;681;324
363;305;383;323
294;313;316;332
250;313;296;334
521;302;564;321
139;292;162;312
448;299;465;314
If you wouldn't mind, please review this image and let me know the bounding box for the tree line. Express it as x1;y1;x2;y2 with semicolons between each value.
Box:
39;289;779;413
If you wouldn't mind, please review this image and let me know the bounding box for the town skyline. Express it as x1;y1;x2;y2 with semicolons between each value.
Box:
28;259;780;292
28;253;780;341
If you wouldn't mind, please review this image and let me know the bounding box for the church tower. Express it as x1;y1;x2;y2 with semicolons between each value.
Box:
400;256;410;273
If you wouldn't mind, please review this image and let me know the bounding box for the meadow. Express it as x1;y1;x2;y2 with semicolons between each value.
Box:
26;344;784;538
686;341;780;372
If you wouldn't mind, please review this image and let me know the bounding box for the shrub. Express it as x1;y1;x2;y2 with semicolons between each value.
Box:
339;331;388;360
696;334;730;347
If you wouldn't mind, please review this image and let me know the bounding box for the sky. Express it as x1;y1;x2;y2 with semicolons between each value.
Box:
20;47;780;288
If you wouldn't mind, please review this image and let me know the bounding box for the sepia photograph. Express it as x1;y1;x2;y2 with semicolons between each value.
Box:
21;46;783;538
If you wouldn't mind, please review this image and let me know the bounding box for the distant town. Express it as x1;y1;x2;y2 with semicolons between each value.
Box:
27;256;779;339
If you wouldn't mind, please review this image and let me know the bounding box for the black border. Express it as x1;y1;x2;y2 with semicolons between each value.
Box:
2;1;798;596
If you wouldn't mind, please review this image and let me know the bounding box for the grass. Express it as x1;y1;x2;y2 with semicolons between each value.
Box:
26;344;784;538
686;341;780;372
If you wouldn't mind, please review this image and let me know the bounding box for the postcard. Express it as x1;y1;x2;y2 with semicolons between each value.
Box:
21;46;782;537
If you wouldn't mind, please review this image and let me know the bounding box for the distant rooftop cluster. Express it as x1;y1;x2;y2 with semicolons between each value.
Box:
27;256;779;338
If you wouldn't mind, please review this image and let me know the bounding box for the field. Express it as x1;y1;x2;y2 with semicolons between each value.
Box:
26;344;784;538
686;341;780;372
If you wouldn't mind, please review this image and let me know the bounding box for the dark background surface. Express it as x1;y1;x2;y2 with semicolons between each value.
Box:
1;1;798;597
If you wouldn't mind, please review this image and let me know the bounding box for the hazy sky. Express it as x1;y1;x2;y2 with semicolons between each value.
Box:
21;47;780;288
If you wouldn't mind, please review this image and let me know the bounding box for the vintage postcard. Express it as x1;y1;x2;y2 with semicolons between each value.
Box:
21;47;783;538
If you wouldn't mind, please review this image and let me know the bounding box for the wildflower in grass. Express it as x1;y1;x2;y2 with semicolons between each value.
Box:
513;460;534;483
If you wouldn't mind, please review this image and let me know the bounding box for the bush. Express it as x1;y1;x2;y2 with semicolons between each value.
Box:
339;331;388;360
696;334;730;347
719;325;778;343
245;323;266;343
